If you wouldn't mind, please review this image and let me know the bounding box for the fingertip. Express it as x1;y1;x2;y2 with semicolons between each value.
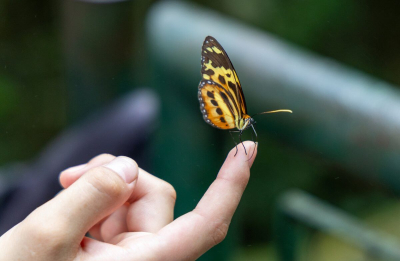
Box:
59;164;88;188
228;141;257;167
59;171;77;188
59;172;68;188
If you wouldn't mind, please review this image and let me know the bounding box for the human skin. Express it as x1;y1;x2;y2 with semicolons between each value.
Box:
0;141;256;261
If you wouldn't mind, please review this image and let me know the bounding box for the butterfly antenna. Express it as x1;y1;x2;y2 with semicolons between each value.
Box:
251;109;292;117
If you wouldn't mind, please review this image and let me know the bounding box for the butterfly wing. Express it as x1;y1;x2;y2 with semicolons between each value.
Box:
198;80;237;129
200;36;247;119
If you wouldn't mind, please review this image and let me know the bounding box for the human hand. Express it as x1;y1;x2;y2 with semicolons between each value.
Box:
0;141;257;261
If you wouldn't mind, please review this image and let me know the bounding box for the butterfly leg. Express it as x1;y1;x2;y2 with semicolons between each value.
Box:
229;131;239;156
248;125;258;160
238;130;248;155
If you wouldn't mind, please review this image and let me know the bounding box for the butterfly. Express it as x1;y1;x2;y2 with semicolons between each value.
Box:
198;36;292;156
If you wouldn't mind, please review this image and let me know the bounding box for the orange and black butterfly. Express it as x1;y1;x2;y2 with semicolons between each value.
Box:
198;36;292;156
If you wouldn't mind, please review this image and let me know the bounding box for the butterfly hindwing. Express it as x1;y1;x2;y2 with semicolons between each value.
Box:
200;36;247;121
198;80;237;130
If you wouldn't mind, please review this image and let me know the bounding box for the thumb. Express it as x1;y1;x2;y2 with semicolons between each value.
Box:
26;156;138;246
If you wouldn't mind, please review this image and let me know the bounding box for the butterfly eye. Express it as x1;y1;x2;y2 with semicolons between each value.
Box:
250;118;256;125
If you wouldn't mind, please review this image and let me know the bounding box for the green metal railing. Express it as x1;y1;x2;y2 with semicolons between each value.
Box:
276;190;400;261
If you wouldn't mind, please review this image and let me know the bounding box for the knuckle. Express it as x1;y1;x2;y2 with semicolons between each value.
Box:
157;181;177;201
211;220;229;245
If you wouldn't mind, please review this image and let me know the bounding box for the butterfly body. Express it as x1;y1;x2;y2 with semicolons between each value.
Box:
198;36;292;155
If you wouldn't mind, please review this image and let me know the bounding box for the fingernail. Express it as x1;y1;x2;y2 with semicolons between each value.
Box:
104;156;138;183
63;164;86;173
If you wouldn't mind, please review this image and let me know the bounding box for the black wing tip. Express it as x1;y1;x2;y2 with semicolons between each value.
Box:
204;36;217;44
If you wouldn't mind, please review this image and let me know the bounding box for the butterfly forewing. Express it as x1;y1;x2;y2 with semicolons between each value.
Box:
200;36;248;125
198;81;236;129
198;36;292;157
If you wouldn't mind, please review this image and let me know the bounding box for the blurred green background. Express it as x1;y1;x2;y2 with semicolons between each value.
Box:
1;0;400;260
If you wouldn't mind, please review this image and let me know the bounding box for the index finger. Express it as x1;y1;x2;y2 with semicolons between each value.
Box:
156;141;257;261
